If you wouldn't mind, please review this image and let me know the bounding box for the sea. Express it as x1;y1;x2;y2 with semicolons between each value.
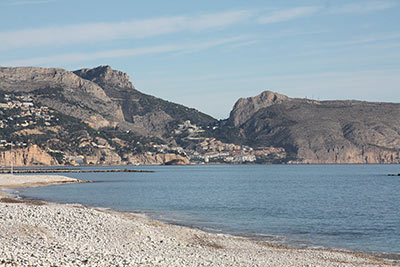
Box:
9;164;400;258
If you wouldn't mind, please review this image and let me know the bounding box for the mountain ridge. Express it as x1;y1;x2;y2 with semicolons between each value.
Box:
226;90;400;163
1;65;399;165
0;65;215;137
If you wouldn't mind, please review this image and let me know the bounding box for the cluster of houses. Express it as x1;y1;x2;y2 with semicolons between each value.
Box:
151;143;186;155
0;94;56;127
172;120;287;164
189;138;285;163
0;93;57;149
173;119;205;139
0;139;27;149
0;94;34;108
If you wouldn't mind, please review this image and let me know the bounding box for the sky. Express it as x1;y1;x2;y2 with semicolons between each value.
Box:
0;0;399;119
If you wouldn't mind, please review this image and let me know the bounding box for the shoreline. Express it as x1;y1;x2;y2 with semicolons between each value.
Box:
131;209;400;263
0;174;397;266
0;174;86;189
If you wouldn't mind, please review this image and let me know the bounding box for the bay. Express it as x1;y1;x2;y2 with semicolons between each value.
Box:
15;164;400;256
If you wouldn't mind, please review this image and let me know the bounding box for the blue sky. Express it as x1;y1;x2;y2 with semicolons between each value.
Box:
0;0;399;119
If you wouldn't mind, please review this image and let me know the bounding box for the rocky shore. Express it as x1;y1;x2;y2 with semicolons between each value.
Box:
0;175;396;266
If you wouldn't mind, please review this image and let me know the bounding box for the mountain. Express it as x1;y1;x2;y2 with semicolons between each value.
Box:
0;66;124;129
0;65;216;166
0;66;215;136
1;65;399;166
73;66;215;137
223;90;400;163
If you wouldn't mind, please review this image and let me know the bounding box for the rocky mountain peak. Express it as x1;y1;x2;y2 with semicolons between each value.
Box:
228;90;289;127
0;66;109;101
73;65;134;89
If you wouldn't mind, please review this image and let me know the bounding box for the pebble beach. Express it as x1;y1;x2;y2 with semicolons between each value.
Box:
0;174;396;266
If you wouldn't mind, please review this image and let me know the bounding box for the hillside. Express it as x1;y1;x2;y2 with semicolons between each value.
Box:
0;66;216;166
73;66;215;137
1;66;283;166
222;91;400;163
0;66;215;137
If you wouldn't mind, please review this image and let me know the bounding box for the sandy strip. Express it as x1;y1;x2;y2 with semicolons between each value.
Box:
0;174;83;199
0;175;397;266
0;174;84;189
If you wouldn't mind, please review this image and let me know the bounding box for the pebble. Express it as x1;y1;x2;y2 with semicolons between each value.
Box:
0;201;393;266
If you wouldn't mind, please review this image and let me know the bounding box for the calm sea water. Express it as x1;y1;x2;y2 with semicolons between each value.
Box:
13;165;400;256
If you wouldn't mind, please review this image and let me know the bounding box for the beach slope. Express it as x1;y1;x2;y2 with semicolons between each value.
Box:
0;175;395;266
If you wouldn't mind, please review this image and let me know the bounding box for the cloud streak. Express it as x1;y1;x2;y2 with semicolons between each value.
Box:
3;0;57;5
322;33;400;47
258;6;320;24
0;10;251;51
3;36;249;66
329;0;397;14
2;3;395;51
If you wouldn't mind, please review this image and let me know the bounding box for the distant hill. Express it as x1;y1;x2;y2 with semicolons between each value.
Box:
222;91;400;163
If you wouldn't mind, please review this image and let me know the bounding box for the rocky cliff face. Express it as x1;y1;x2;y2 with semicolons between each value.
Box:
226;90;400;163
73;65;134;90
0;145;58;166
0;146;190;167
228;91;289;127
74;66;215;137
82;151;189;166
126;153;190;165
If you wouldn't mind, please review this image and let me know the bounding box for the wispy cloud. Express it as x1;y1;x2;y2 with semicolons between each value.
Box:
322;33;400;47
0;10;251;50
329;0;397;14
3;0;57;5
223;40;260;50
2;36;249;66
258;6;320;24
363;41;400;50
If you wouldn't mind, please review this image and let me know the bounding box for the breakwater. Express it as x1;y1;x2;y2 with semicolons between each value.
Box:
0;169;153;174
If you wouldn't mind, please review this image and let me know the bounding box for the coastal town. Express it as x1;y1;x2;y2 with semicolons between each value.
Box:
0;91;286;166
169;120;286;164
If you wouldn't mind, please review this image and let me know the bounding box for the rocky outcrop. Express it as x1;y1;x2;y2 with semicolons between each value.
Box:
76;149;190;166
297;144;400;164
73;65;134;90
0;145;58;166
84;149;122;165
126;153;190;165
0;67;106;98
228;91;289;127
226;90;400;164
